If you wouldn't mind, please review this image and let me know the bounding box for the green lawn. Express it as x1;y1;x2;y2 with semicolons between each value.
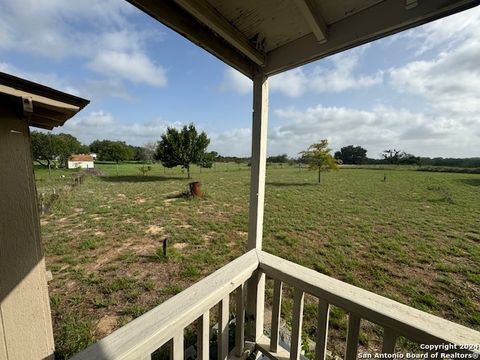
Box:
36;164;480;358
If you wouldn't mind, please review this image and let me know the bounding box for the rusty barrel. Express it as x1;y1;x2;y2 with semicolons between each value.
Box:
189;181;202;197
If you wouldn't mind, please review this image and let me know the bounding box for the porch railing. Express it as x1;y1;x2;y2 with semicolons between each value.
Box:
71;250;480;360
256;251;480;360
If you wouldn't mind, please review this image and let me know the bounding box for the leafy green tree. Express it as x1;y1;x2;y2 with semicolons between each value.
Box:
56;133;83;167
31;132;83;169
334;145;367;164
199;151;218;169
31;131;60;169
130;146;149;162
92;140;133;175
89;139;104;154
100;141;133;162
90;140;132;162
79;144;90;154
155;124;210;179
299;140;338;183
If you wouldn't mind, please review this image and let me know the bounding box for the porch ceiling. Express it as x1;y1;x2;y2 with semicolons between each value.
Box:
127;0;479;78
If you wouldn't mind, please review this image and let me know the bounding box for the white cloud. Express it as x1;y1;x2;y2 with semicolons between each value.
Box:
267;104;476;158
188;102;476;158
390;45;480;115
61;111;252;157
390;9;480;117
402;6;480;56
307;49;383;94
219;69;252;95
77;111;115;127
220;46;382;97
88;51;167;87
51;101;479;158
0;0;168;89
84;79;133;101
0;0;133;58
209;128;252;157
56;110;182;146
270;69;308;97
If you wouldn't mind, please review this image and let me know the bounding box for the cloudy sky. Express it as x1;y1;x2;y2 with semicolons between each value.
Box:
0;1;479;158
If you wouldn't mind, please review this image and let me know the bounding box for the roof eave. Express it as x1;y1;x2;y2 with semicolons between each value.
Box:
0;72;90;130
127;0;480;77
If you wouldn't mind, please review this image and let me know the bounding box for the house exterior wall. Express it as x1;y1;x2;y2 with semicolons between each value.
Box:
68;160;94;169
0;105;55;360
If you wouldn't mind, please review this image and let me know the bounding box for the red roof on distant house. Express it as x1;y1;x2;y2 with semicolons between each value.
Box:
69;154;94;162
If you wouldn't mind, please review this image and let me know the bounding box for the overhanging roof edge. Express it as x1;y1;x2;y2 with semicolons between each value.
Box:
264;0;480;76
0;72;90;130
127;0;480;79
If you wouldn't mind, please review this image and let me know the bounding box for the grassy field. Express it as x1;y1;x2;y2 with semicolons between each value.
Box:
35;164;480;358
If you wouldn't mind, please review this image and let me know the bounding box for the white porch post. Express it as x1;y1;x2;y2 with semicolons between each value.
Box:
247;71;269;251
246;70;268;342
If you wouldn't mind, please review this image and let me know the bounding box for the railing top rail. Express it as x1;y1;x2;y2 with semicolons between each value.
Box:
257;250;480;350
71;249;259;360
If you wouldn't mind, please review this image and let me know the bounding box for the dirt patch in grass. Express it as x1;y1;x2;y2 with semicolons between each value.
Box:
202;232;214;242
145;225;164;236
87;236;162;270
95;315;119;337
173;242;188;250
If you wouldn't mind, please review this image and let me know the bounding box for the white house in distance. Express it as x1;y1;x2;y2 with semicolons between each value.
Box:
68;154;94;169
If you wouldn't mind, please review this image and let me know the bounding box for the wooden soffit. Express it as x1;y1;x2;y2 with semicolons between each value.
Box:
127;0;480;78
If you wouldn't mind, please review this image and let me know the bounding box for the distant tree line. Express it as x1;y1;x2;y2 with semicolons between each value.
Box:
215;155;250;163
418;157;480;168
30;131;479;171
333;145;479;168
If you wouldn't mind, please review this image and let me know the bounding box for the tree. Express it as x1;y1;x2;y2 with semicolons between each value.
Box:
94;140;133;175
299;140;338;183
142;142;157;162
155;124;210;179
381;149;403;164
56;133;83;167
31;131;83;170
31;131;60;170
334;145;367;164
90;140;132;162
89;140;104;154
381;149;420;165
267;154;289;163
131;146;149;162
199;151;218;169
398;153;421;165
104;141;133;164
